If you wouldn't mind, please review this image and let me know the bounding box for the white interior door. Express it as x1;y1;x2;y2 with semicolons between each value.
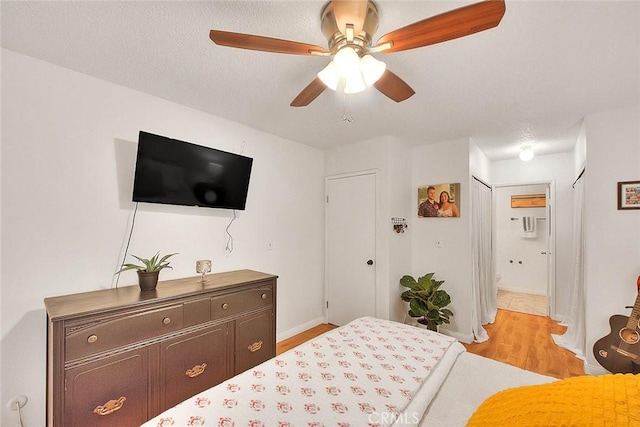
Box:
326;172;376;326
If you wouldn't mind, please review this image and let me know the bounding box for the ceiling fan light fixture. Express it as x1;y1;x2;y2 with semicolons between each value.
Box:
344;73;367;94
319;48;382;94
317;61;339;90
333;46;361;79
359;54;386;86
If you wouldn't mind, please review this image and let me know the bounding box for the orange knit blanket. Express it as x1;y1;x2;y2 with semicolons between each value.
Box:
467;374;640;426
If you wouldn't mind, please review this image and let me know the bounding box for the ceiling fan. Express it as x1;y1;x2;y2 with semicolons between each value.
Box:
209;0;505;107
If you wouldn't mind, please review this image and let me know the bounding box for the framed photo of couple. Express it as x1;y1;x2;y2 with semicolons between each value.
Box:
418;183;461;218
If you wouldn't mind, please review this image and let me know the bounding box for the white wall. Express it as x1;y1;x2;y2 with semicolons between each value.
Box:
583;105;640;373
387;139;413;322
469;140;491;184
494;185;548;295
1;49;325;426
491;153;575;320
324;136;412;322
0;47;3;398
575;120;587;175
411;138;473;342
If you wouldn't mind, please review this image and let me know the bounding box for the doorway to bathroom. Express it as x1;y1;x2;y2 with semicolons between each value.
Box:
493;182;555;318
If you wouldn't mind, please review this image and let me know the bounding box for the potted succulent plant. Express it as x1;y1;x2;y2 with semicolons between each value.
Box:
116;252;178;291
400;272;454;332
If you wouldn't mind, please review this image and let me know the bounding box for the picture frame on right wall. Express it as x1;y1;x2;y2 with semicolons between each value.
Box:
617;181;640;210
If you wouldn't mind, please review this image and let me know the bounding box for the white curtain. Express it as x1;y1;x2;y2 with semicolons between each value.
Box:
471;178;496;343
552;172;586;360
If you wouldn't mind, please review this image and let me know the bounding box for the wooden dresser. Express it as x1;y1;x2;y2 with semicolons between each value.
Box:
45;269;277;427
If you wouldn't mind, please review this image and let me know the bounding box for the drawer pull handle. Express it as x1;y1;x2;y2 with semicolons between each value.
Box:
248;341;263;352
221;303;229;310
87;334;98;344
93;397;126;416
186;363;207;378
162;317;171;325
261;293;267;300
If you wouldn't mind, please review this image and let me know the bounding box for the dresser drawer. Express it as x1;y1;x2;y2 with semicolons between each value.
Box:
66;305;184;361
64;347;149;427
235;309;274;375
160;324;230;409
211;286;273;320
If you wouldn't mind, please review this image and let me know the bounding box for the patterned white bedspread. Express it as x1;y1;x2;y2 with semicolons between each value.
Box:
142;317;464;427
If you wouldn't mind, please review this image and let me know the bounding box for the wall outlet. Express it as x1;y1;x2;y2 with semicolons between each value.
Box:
6;395;28;411
436;239;443;248
267;242;274;251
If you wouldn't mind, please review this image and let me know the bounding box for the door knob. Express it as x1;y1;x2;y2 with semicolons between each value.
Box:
367;260;374;266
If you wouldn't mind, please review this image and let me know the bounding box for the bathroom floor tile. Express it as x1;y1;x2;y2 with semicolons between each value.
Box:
497;289;547;316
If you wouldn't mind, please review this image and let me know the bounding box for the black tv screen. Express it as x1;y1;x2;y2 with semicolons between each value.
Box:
132;131;253;210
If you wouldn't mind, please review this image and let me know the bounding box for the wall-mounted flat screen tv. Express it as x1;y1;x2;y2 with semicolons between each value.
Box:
132;131;253;210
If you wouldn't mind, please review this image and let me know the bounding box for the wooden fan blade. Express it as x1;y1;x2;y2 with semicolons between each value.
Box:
291;78;327;107
332;0;369;36
376;0;506;53
373;70;415;102
210;30;327;55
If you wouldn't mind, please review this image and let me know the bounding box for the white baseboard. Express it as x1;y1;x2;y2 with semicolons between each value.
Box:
497;285;546;296
276;316;327;343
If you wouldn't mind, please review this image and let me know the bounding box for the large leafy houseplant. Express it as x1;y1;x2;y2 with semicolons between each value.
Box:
400;273;453;331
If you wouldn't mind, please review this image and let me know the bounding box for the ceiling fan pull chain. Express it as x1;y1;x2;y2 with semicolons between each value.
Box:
341;93;354;123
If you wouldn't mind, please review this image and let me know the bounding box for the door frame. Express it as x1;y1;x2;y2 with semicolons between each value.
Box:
324;170;378;323
492;180;557;319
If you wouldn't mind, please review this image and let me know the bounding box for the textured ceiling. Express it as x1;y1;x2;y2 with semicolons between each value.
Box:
2;1;639;160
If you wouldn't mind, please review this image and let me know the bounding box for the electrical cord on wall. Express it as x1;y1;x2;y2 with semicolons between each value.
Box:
225;210;237;253
16;403;24;427
114;202;139;288
10;398;26;427
224;139;245;254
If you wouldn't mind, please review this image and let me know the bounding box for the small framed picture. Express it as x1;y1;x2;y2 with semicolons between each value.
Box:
618;181;640;210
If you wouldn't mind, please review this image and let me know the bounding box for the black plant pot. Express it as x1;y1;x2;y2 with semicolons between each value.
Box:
137;271;160;291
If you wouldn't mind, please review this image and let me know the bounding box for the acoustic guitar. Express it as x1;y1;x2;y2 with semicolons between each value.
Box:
593;276;640;374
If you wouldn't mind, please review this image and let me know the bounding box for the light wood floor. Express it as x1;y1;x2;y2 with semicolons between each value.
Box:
276;310;584;379
464;309;584;379
276;323;337;355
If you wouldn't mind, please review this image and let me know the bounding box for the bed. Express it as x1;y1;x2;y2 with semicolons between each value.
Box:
142;317;640;426
141;316;564;426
